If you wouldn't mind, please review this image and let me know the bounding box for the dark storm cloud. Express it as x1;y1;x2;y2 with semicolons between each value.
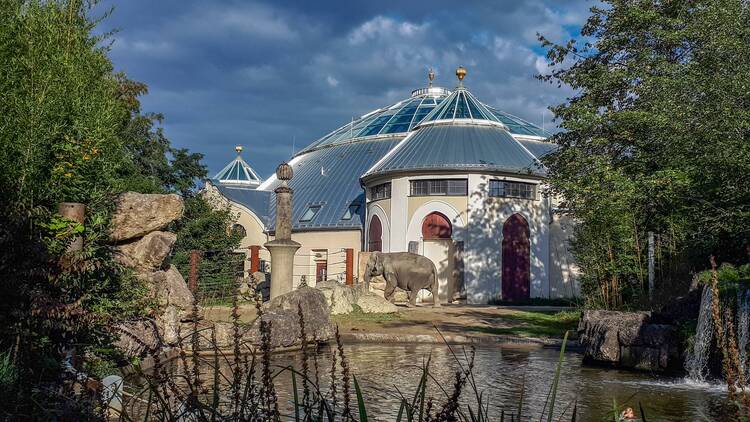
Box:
95;0;594;178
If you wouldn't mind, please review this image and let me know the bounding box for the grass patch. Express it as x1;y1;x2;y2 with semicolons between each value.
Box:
467;310;580;339
331;304;402;323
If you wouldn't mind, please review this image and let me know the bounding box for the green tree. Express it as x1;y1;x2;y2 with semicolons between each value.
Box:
170;196;245;304
0;1;149;408
0;1;238;415
115;73;208;196
539;0;750;308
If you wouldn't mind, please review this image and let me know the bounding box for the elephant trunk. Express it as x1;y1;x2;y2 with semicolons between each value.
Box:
363;265;371;289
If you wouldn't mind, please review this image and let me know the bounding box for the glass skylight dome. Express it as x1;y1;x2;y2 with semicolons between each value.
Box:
213;146;263;187
296;77;550;156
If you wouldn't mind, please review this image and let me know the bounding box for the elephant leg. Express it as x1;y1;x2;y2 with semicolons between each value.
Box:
407;291;417;307
383;282;396;303
432;270;441;307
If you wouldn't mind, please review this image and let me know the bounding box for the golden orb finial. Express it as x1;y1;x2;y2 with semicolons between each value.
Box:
456;66;467;84
428;68;435;87
235;145;243;154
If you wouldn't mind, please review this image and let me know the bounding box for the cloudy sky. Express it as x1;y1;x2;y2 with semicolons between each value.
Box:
95;0;593;178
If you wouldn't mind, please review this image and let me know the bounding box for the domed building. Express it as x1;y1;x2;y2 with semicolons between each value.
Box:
206;68;579;303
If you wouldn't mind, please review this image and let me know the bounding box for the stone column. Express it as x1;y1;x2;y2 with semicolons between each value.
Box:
265;162;301;299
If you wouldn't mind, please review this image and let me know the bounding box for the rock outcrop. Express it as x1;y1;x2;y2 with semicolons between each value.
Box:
578;310;679;372
110;193;195;356
110;192;184;242
114;231;177;272
139;265;194;318
316;280;398;315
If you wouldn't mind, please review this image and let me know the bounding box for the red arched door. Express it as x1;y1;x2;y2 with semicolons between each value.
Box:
502;213;530;301
368;215;382;252
421;212;452;239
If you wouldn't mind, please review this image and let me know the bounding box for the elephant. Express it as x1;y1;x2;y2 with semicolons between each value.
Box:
363;252;440;307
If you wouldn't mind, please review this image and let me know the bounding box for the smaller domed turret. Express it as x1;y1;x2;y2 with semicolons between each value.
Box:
213;145;263;188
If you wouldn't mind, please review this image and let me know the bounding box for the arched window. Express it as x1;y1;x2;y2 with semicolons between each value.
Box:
501;213;530;301
231;223;247;238
368;215;383;252
421;212;452;239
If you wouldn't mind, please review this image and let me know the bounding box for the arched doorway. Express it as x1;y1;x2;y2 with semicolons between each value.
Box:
368;215;382;252
502;213;530;301
420;212;454;303
421;212;452;239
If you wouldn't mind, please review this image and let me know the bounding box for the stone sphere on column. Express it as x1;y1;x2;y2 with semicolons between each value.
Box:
276;162;293;181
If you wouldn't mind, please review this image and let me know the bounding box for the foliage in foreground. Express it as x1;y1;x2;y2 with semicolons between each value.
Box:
539;0;750;309
113;287;591;422
0;0;237;417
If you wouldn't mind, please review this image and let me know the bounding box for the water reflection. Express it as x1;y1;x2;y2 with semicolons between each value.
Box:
268;343;731;421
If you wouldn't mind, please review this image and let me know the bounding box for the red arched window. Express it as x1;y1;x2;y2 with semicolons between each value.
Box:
368;215;382;252
421;212;452;239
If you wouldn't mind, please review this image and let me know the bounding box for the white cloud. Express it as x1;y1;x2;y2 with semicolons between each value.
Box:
179;2;300;41
348;16;429;45
326;75;339;87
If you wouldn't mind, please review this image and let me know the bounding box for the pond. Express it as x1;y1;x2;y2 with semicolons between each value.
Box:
266;343;731;421
127;342;731;421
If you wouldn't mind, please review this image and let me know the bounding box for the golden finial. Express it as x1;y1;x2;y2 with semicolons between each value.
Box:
428;68;435;87
456;66;467;86
235;145;243;155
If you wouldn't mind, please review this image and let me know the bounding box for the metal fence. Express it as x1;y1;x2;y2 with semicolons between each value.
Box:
186;246;355;306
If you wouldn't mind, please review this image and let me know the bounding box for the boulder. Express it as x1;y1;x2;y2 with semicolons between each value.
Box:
139;265;195;320
578;310;679;372
266;286;334;334
246;308;334;348
110;192;184;242
245;287;334;347
315;280;358;315
114;231;176;272
356;292;398;314
369;279;408;303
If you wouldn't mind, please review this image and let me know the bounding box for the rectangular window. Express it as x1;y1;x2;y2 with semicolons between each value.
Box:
410;179;468;196
299;205;321;222
488;180;537;200
370;183;391;201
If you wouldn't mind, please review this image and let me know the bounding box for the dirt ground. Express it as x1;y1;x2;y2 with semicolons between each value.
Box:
331;304;577;340
202;302;577;342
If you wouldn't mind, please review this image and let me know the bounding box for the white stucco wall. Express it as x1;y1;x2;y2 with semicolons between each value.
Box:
363;172;555;304
267;230;362;288
464;174;550;303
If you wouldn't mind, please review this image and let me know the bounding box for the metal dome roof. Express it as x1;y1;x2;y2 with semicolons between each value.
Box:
296;85;550;156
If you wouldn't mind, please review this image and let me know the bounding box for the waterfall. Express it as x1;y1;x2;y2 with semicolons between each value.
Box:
738;289;750;383
686;286;714;382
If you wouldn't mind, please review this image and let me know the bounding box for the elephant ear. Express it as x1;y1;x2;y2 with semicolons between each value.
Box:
372;251;381;266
